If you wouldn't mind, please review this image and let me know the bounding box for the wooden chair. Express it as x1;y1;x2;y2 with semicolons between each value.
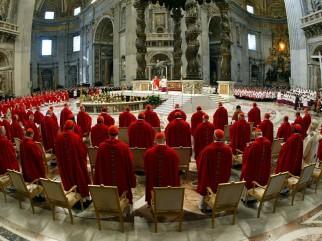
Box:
118;127;128;144
40;178;82;224
271;139;283;160
7;170;43;214
232;148;244;165
205;181;245;228
287;164;315;205
88;146;98;176
14;137;21;158
130;147;147;172
224;124;231;142
312;162;322;192
35;141;56;175
0;174;11;202
173;147;192;178
89;185;129;232
247;172;288;218
151;187;185;232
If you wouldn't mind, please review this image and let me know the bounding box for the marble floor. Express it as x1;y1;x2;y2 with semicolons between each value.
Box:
1;95;322;241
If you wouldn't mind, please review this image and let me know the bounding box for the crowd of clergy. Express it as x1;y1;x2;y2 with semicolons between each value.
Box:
1;93;322;211
233;87;278;101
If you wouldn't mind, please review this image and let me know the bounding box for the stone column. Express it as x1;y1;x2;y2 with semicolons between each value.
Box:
134;0;147;80
172;8;183;80
185;0;201;80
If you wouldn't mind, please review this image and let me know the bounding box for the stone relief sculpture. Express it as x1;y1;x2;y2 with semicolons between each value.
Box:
311;0;322;11
0;0;10;20
172;8;182;80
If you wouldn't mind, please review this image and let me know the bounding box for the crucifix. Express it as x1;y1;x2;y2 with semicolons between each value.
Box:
311;51;322;87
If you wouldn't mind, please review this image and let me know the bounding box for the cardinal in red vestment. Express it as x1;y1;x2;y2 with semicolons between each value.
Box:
229;113;251;154
11;114;24;141
197;129;232;209
34;106;44;125
259;113;274;144
167;104;187;123
275;124;303;176
119;107;136;127
49;106;58;127
128;113;155;148
144;132;180;204
302;109;311;137
90;116;109;147
194;114;215;162
41;110;59;151
241;130;271;189
59;103;72;130
213;102;228;131
165;112;191;147
247;102;261;127
144;105;160;128
77;105;92;136
191;106;205;134
67;114;83;138
0;126;19;174
276;116;292;142
24;114;41;142
294;112;303;126
1;115;12;141
232;105;242;122
100;107;115;127
55;120;91;198
20;129;46;182
94;125;136;203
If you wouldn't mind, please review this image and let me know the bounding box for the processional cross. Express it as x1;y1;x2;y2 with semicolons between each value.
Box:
311;52;322;87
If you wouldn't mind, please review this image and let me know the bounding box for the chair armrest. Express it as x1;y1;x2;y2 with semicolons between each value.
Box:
46;148;53;154
65;185;77;195
288;172;300;179
120;191;128;199
31;178;40;185
236;149;243;154
252;181;265;189
206;187;214;196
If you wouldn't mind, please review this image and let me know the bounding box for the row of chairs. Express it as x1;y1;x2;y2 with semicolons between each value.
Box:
0;163;321;232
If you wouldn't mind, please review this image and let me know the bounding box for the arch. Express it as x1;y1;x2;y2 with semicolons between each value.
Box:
93;15;114;43
147;52;173;65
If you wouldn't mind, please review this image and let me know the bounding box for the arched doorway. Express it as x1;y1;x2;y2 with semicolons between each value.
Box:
311;45;322;89
93;17;113;86
41;69;54;90
0;52;13;96
149;53;172;80
209;16;221;86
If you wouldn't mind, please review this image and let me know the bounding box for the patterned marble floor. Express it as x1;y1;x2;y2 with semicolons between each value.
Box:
1;96;322;241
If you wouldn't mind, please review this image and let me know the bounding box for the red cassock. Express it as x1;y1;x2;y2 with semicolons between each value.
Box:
119;111;137;127
232;110;242;122
247;107;261;127
302;114;311;136
11;120;24;141
41;116;58;151
90;123;109;147
259;119;274;144
240;137;271;189
77;111;92;135
167;110;187;123
20;138;46;182
128;120;155;148
229;119;251;154
60;107;73;129
144;145;180;204
24;120;41;142
193;122;215;162
276;122;292;142
73;123;83;138
294;116;303;126
275;133;303;176
144;110;160;127
318;139;322;161
197;142;232;195
191;110;205;134
100;112;115;127
1;119;12;141
213;107;228;131
55;131;91;197
34;110;44;125
94;138;136;203
165;119;191;147
0;135;19;174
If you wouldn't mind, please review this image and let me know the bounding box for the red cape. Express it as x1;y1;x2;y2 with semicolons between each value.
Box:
241;137;271;189
190;110;205;134
60;107;73;129
119;111;137;127
34;110;44;125
197;142;232;195
20;138;45;182
276;122;292;142
11;120;24;141
0;136;19;174
24;120;41;142
128;120;155;148
193;121;215;162
167;109;187;123
41;116;58;151
213;106;228;131
90;123;109;147
100;112;115;127
275;133;303;176
248;107;261;127
259;119;274;144
55;131;91;197
144;110;160;127
302;114;311;136
77;111;92;135
144;145;180;204
229;119;251;154
1;119;12;141
165;119;191;147
94;138;136;203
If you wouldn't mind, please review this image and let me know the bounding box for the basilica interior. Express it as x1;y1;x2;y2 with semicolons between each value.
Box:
0;0;322;241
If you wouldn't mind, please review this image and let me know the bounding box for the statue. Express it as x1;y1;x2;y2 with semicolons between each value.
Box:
155;60;167;77
0;0;10;20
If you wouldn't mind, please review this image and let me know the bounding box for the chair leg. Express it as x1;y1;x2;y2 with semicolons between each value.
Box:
68;208;74;225
291;190;296;206
257;201;263;218
315;180;319;193
95;211;101;230
178;213;183;232
154;215;158;233
80;200;84;211
18;199;22;209
51;205;56;221
119;215;124;233
302;188;306;201
211;212;215;228
30;199;35;214
273;198;278;213
3;191;7;203
232;210;237;225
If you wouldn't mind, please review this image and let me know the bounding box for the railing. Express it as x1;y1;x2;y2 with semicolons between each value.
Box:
301;9;322;28
146;33;174;41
